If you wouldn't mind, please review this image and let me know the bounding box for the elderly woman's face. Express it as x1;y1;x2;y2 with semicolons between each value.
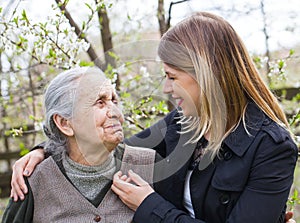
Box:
71;72;124;156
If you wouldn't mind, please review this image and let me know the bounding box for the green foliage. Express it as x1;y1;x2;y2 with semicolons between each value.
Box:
287;189;300;211
290;111;300;128
29;115;43;123
9;128;24;137
292;93;300;103
104;63;118;82
252;55;265;69
79;60;95;67
19;142;30;156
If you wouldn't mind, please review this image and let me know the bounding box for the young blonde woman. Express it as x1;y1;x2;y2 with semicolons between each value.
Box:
112;12;298;223
9;12;298;223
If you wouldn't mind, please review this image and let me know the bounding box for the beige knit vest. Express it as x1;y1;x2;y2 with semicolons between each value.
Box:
28;145;155;223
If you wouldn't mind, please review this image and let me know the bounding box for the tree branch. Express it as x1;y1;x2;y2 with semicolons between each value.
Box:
167;0;189;30
55;0;105;69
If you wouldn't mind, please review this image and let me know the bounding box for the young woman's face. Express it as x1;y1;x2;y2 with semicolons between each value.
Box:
72;73;124;155
163;63;200;116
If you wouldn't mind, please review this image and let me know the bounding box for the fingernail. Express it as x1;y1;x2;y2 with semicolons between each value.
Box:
23;170;29;176
129;169;133;173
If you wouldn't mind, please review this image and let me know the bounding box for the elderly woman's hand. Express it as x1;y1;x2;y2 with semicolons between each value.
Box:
111;170;154;211
10;149;45;201
285;211;296;223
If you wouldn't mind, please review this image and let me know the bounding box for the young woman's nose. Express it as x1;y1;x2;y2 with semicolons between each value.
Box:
163;78;173;94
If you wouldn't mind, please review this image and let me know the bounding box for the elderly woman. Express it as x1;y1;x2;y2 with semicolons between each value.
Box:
2;67;155;223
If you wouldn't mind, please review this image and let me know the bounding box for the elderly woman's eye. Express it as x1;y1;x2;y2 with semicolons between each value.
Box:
96;99;105;106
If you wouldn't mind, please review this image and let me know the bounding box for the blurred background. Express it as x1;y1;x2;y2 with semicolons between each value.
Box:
0;0;299;220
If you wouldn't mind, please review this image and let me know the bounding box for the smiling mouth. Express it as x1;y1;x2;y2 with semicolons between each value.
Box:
177;99;184;106
105;123;123;131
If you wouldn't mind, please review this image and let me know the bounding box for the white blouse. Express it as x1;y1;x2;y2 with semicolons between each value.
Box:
183;170;195;218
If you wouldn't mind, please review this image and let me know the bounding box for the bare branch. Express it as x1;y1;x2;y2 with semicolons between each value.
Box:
167;0;189;29
55;0;105;69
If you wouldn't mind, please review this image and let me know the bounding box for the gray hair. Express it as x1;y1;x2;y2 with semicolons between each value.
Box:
43;67;105;154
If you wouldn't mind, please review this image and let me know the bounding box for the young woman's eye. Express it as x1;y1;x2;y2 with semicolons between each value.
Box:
112;99;118;105
165;74;175;80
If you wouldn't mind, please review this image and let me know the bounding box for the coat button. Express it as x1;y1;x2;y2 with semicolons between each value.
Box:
94;215;101;222
219;193;230;205
223;151;232;160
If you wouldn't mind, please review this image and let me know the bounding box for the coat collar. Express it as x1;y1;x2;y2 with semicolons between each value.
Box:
223;102;265;157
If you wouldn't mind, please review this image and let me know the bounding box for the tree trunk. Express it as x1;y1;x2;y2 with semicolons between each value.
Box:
260;0;271;82
157;0;168;37
97;3;120;90
0;53;11;169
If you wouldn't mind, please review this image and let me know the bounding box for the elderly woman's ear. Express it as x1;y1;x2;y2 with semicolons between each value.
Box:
53;114;74;136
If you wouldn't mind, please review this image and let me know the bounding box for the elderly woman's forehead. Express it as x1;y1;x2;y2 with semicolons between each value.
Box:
76;73;114;95
78;72;109;86
80;71;106;83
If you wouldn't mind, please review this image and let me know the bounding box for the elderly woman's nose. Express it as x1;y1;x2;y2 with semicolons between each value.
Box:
107;104;122;118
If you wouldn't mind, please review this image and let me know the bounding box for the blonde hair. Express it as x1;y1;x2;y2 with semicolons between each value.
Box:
158;12;289;158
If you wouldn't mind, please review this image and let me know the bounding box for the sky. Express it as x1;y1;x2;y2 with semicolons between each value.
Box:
1;0;300;54
115;0;300;54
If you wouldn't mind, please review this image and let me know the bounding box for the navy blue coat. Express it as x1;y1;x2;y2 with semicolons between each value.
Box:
125;102;298;223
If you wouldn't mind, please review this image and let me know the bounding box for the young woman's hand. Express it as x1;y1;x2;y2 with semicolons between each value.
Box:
112;170;298;222
111;170;154;211
10;149;45;201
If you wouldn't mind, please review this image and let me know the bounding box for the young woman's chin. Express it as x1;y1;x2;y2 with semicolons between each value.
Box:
180;105;199;117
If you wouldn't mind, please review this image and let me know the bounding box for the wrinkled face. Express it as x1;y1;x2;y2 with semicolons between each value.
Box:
163;63;200;116
71;72;124;156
